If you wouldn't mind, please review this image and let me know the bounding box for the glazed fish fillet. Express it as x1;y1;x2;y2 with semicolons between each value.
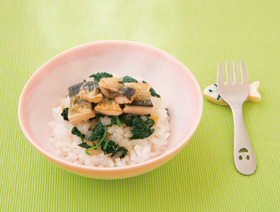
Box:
99;77;136;104
79;81;102;103
68;83;95;124
123;82;153;115
94;97;123;116
124;82;151;101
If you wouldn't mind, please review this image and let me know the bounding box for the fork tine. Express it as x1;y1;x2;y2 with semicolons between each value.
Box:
226;62;231;83
240;61;249;85
233;61;238;83
217;62;223;86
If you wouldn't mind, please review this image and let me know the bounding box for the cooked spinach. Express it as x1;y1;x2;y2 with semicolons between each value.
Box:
115;147;128;158
110;114;155;139
71;127;85;142
78;142;91;149
111;114;133;127
85;123;107;154
61;108;69;121
111;115;143;128
150;87;161;98
145;118;155;128
110;116;122;127
142;80;161;98
101;140;128;158
88;123;106;142
116;117;122;127
89;72;113;82
129;116;155;140
119;115;133;127
101;140;118;155
73;122;127;158
165;108;170;116
122;76;138;83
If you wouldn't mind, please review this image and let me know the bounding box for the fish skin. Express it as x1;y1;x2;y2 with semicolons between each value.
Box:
68;82;83;97
118;86;136;100
130;99;153;107
83;81;99;91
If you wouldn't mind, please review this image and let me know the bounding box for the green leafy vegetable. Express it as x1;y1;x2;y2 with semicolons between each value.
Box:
122;76;138;83
129;116;155;140
110;115;155;139
101;140;118;155
116;117;122;127
88;123;106;142
78;142;91;149
73;123;127;158
85;123;107;154
89;72;113;82
101;140;128;158
73;122;127;158
115;147;128;158
111;114;133;127
150;87;161;98
72;127;93;150
142;80;161;98
92;131;107;149
71;127;85;142
119;116;133;127
61;108;69;121
165;108;170;116
145;118;155;128
110;116;122;127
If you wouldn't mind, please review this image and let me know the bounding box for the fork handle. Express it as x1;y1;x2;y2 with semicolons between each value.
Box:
230;104;256;175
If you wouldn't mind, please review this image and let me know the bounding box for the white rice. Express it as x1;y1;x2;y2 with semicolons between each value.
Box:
48;96;170;167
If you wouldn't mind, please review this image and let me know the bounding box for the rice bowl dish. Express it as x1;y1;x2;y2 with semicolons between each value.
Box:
18;40;203;179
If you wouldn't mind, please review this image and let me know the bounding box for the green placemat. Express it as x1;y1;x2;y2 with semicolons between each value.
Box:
1;0;280;211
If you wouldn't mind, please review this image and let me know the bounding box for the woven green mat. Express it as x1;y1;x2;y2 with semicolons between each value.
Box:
1;0;280;211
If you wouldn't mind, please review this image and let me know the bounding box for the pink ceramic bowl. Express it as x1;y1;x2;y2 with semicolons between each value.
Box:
18;41;203;179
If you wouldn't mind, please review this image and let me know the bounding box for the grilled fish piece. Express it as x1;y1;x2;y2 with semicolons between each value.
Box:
99;77;136;104
123;83;153;115
123;99;153;115
99;77;122;94
114;86;137;104
94;97;123;116
68;95;95;124
124;82;151;101
79;81;102;103
68;83;95;124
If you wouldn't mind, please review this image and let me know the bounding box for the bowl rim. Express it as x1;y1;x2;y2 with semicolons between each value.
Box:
18;40;203;172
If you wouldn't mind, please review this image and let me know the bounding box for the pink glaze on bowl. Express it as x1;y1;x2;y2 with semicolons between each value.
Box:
18;41;203;179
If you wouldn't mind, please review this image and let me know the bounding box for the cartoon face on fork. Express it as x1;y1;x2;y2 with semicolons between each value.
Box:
238;148;251;161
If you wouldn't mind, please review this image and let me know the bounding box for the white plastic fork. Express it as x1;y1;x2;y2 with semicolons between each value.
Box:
217;61;256;175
